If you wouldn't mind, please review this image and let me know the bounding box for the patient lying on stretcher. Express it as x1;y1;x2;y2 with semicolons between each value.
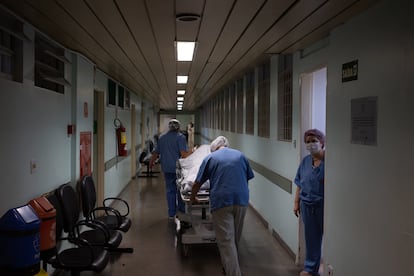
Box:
176;144;211;195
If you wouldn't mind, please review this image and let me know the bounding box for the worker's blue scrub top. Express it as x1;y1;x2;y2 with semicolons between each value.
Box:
195;147;254;211
154;130;188;173
294;154;324;204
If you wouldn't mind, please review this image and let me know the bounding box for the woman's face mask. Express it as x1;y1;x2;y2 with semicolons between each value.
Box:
305;135;323;154
306;142;322;154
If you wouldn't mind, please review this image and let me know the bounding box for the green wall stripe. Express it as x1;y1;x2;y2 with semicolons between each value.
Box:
248;159;292;194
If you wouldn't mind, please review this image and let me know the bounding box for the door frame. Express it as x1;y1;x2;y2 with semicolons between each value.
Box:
297;66;327;266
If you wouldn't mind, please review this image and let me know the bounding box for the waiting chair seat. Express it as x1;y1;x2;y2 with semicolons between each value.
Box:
79;228;122;248
48;242;108;273
95;214;131;232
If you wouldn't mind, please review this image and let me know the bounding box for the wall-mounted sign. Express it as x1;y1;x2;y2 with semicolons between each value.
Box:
342;60;358;82
351;96;377;146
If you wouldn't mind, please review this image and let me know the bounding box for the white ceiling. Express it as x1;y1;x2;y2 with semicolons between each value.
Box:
1;0;377;111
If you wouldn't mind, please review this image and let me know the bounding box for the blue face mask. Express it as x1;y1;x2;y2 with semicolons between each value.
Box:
306;142;322;154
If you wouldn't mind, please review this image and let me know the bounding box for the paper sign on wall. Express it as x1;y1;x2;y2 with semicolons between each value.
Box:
351;96;377;146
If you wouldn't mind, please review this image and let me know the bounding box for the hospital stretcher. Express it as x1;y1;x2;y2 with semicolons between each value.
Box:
175;145;216;257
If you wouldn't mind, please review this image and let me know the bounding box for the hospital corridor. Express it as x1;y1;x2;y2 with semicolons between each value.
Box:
71;170;301;276
0;0;413;275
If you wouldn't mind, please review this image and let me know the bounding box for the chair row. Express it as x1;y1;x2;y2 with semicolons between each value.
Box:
0;175;133;276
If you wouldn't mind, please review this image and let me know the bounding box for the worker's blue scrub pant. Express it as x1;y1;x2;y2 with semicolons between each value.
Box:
301;201;323;275
164;172;185;217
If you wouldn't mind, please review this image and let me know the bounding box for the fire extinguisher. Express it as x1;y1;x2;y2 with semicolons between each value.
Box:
114;118;127;156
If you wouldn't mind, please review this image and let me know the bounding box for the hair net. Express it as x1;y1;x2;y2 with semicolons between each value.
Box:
210;136;229;152
168;119;181;131
304;129;325;145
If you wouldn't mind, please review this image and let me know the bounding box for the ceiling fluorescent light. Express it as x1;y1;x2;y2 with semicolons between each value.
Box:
177;75;188;84
177;90;186;95
176;41;195;61
177;96;184;101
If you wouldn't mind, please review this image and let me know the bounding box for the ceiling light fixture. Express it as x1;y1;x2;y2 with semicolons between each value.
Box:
175;41;195;61
177;96;184;101
177;90;186;95
177;75;188;84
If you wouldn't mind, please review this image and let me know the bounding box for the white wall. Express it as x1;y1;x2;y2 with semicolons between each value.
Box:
0;27;72;215
323;0;414;275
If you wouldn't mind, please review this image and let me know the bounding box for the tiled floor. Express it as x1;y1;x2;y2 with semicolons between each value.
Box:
57;170;301;276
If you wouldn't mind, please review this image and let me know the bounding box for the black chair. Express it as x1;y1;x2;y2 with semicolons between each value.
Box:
79;175;131;232
45;192;109;276
55;183;132;254
138;140;159;177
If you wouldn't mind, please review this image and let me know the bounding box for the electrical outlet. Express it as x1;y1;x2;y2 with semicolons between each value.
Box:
327;264;334;276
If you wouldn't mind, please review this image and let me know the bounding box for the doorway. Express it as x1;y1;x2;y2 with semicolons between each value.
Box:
298;67;327;272
93;90;105;205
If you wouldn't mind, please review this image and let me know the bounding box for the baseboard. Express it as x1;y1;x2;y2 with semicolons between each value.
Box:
248;203;296;260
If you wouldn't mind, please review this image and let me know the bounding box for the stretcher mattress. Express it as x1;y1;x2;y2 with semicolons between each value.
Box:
176;144;211;195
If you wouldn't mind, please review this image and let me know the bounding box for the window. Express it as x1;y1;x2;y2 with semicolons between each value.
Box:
223;88;229;131
214;97;219;129
35;34;70;93
229;84;236;133
258;61;270;138
245;71;255;135
108;79;116;106
236;79;244;134
125;90;130;109
0;9;23;82
209;101;212;128
278;54;293;141
118;85;124;108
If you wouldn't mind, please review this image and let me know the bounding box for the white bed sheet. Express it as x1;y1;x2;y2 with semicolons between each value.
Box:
176;144;211;194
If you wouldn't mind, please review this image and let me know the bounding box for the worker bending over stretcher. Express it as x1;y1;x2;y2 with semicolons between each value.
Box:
191;136;254;276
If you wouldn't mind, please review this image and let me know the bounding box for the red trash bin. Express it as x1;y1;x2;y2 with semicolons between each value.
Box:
28;196;56;253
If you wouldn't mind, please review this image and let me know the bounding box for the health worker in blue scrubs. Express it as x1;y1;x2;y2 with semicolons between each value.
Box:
150;119;191;219
191;136;254;276
294;129;325;276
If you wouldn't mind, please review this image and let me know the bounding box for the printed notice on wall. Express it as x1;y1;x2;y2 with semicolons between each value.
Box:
351;96;377;146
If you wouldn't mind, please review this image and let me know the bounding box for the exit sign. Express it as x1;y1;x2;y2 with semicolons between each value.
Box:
342;60;358;82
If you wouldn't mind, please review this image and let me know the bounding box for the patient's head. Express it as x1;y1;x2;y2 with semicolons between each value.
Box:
210;136;229;152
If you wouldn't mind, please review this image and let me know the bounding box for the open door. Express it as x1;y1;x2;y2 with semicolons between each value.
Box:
297;67;327;271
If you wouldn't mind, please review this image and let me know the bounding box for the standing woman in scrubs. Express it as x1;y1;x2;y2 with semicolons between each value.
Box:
294;129;325;276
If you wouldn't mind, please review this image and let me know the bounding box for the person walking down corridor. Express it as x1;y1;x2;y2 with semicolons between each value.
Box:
150;119;191;219
293;129;325;276
191;136;254;276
